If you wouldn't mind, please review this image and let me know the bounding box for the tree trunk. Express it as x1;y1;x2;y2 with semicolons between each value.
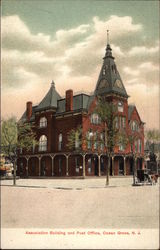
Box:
133;156;136;185
13;160;16;186
106;154;110;186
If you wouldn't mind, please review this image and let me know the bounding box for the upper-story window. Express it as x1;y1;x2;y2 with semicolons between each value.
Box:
39;135;47;152
118;102;124;112
119;116;126;129
138;139;142;153
131;120;139;132
114;116;119;129
39;117;47;128
135;139;138;152
86;130;93;149
91;113;101;125
58;133;63;151
75;131;80;149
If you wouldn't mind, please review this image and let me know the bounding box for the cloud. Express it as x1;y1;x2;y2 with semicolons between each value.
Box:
127;84;159;129
1;14;159;129
128;44;159;56
123;67;140;76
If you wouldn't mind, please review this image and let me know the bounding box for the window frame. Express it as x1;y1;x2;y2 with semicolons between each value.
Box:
39;117;47;128
39;135;47;152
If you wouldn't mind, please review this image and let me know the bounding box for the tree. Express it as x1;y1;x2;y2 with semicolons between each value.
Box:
128;134;137;185
1;116;38;185
145;129;160;153
67;126;82;152
95;96;128;185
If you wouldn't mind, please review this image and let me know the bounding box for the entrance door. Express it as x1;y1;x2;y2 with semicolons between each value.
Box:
41;160;46;176
119;158;124;175
130;158;133;174
94;156;98;176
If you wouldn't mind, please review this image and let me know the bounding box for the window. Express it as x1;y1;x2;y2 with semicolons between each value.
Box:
119;116;126;129
135;140;138;152
75;157;79;173
20;162;23;174
93;132;98;150
58;133;62;151
75;132;80;149
102;67;106;75
138;139;142;153
39;135;47;151
59;158;62;173
118;102;123;112
122;117;126;128
91;113;101;125
100;132;104;150
39;117;47;128
32;144;35;153
114;116;119;129
20;148;22;154
87;131;93;149
88;158;92;173
131;121;139;132
119;143;124;151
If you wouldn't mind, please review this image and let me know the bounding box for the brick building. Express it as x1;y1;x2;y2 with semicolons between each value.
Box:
17;39;145;178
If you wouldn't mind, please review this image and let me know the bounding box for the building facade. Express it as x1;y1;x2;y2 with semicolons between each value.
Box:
17;39;145;178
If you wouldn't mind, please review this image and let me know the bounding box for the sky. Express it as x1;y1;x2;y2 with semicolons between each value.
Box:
1;0;160;130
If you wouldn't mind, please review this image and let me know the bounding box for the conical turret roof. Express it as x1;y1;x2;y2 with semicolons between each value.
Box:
94;42;128;98
36;81;61;111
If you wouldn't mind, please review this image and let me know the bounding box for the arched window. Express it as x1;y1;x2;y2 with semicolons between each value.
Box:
39;135;47;151
131;121;139;132
39;117;47;128
118;102;123;112
58;133;62;151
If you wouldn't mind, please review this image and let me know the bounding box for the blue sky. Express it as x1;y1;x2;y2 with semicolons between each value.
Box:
1;0;159;129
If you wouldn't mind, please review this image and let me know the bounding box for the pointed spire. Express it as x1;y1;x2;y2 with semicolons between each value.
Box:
51;80;55;88
104;29;114;59
107;29;109;45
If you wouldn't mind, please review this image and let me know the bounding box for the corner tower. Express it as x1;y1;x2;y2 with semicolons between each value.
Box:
94;31;128;99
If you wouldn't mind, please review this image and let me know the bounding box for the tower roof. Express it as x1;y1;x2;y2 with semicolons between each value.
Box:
36;81;61;111
94;33;128;98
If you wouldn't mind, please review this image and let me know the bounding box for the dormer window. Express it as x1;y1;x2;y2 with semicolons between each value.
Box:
40;117;47;128
118;102;124;112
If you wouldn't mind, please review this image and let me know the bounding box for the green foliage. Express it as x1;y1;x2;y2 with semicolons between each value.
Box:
1;116;38;160
95;96;126;153
145;129;160;143
67;126;82;151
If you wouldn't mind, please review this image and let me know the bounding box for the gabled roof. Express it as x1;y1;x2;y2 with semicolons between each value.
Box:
35;81;61;111
94;43;128;98
128;105;135;120
128;104;145;124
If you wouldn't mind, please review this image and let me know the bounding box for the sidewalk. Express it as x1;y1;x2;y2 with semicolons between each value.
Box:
1;176;140;189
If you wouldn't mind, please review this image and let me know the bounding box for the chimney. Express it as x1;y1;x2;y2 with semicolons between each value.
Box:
26;101;32;121
65;89;73;112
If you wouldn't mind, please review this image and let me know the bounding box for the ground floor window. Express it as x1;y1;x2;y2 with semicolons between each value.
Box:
75;157;80;173
59;158;62;173
88;158;92;173
41;160;46;176
20;162;23;174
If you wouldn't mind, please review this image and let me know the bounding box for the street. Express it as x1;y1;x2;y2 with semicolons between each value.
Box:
1;177;159;229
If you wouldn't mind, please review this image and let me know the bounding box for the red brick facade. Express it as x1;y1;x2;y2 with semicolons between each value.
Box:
17;42;145;178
